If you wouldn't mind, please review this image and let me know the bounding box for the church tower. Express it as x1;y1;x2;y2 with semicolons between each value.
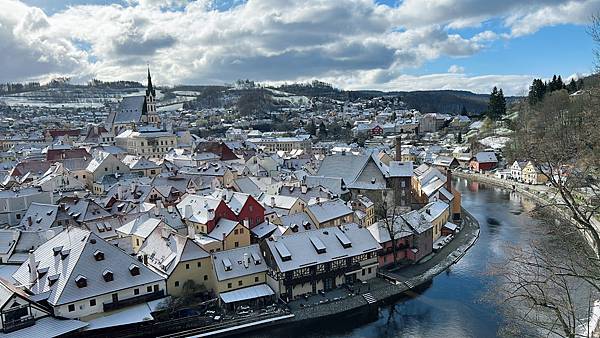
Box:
144;67;160;127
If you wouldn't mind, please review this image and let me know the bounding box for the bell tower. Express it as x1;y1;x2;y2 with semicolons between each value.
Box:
145;67;160;127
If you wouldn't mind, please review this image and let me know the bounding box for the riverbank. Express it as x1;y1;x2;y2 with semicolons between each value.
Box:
279;207;480;327
453;171;600;251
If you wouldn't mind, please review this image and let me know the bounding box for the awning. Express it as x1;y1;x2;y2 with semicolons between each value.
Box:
220;284;274;304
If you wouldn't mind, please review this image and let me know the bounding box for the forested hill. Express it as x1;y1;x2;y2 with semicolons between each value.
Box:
276;82;517;115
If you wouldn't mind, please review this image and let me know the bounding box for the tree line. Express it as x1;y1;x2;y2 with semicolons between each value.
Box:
528;75;584;106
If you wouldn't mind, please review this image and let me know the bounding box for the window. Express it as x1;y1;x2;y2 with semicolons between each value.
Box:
104;167;108;171
234;241;239;248
147;286;152;292
186;263;190;269
240;228;244;234
16;214;20;220
204;275;208;281
234;229;238;235
238;280;243;286
175;281;180;287
153;284;159;292
90;299;96;307
255;276;259;282
68;304;75;312
368;267;372;274
197;262;201;268
112;293;118;303
134;288;139;295
227;283;232;289
116;166;120;170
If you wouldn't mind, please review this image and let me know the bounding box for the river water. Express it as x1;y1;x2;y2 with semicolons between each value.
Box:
249;178;557;338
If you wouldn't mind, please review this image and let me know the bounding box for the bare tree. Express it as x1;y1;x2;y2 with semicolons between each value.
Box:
489;216;600;338
376;202;405;267
512;89;600;254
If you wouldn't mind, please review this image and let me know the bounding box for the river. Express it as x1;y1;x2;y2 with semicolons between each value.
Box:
248;178;560;338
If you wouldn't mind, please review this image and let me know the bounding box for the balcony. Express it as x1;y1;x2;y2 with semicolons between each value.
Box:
3;315;35;333
103;290;165;312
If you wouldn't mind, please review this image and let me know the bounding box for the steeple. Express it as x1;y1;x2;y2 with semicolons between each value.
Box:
146;66;155;97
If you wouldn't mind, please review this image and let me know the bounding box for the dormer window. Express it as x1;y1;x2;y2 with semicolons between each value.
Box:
94;250;104;261
53;246;63;256
60;249;70;260
75;275;87;288
48;274;59;286
103;270;114;282
129;264;140;276
37;267;48;278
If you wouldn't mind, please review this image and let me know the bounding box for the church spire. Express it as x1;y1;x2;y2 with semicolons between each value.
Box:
146;66;155;97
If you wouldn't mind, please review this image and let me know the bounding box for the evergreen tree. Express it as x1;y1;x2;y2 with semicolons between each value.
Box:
306;120;317;136
390;111;397;122
318;121;327;138
528;79;546;105
488;86;507;119
556;75;565;90
457;131;463;144
576;78;584;91
567;79;577;93
460;105;468;115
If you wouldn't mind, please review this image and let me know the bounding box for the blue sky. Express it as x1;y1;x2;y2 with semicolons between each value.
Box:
3;0;599;94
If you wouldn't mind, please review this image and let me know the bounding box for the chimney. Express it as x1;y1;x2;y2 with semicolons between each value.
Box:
207;208;215;221
270;196;275;208
143;254;148;265
395;135;402;161
28;250;36;284
184;204;193;219
27;216;32;227
243;253;249;268
226;189;232;201
187;224;196;239
301;185;307;194
117;185;123;200
316;197;321;205
446;169;452;192
222;232;226;251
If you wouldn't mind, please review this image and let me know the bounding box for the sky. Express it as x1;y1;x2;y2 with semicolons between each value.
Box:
0;0;598;95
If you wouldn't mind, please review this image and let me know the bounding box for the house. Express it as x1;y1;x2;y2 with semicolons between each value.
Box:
17;203;59;232
469;152;498;172
0;278;87;336
261;224;380;301
207;218;250;251
259;194;305;217
510;160;529;182
138;225;212;297
306;199;354;228
433;156;459;171
522;162;548;185
85;151;129;191
0;230;19;263
367;210;433;266
0;188;54;227
121;155;162;178
116;215;167;252
349;195;375;227
176;195;237;235
420;201;450;241
12;227;166;319
211;189;265;229
210;245;272;310
31;163;85;193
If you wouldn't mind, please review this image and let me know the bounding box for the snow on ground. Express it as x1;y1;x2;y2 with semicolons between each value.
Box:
479;136;511;149
494;127;513;136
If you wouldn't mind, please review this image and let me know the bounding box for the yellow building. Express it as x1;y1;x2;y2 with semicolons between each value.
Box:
115;129;177;159
208;219;251;251
138;226;213;297
420;200;450;241
522;162;548;185
210;245;274;309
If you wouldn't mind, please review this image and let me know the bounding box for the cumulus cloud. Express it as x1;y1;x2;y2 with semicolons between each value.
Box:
0;0;596;93
448;65;465;74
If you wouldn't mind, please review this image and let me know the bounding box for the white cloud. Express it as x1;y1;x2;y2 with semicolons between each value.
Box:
0;0;596;93
448;65;465;74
